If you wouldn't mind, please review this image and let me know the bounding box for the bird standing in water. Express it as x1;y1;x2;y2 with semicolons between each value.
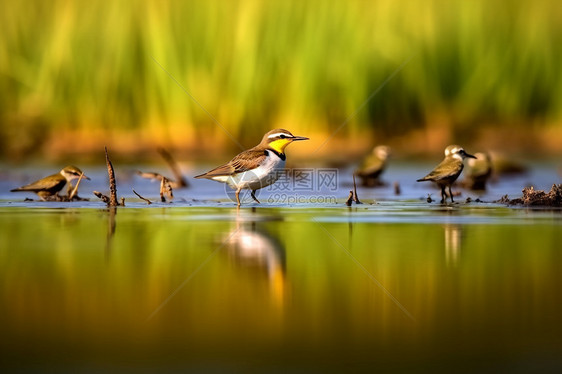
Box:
417;145;476;203
195;129;309;206
464;152;493;190
11;165;90;200
355;145;391;187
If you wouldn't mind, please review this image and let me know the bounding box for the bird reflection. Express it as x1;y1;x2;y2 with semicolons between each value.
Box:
225;219;287;306
444;225;462;266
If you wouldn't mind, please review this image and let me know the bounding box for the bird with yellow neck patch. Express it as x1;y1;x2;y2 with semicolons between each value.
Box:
195;129;309;206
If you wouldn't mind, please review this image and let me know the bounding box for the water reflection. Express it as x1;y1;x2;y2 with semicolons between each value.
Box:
225;217;287;306
1;207;561;370
444;224;462;267
105;206;117;260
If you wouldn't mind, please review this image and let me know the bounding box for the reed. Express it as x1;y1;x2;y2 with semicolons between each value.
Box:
1;0;561;158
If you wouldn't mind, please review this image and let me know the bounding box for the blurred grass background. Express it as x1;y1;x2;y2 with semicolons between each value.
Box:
1;0;561;161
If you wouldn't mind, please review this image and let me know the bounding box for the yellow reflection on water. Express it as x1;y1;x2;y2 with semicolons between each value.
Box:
225;218;287;308
444;224;462;267
1;207;561;370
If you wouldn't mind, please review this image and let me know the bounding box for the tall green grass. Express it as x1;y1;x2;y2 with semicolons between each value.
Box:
1;0;561;158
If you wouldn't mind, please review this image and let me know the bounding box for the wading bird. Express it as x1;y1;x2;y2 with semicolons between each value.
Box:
355;145;391;187
417;145;476;203
195;129;309;206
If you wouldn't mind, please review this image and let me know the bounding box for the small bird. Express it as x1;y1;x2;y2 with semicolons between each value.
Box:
355;145;391;187
194;129;309;206
11;165;90;200
417;145;476;203
464;152;493;190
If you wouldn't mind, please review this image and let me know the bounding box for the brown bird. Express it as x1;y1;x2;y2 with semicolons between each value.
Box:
417;145;476;203
464;152;493;190
11;165;90;200
355;145;391;187
195;129;309;206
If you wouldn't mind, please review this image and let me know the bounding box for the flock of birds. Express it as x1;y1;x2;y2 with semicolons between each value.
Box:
10;129;494;206
355;144;493;203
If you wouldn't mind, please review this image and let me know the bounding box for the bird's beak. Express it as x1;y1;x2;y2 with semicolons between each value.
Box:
82;175;91;181
292;136;309;141
465;153;477;159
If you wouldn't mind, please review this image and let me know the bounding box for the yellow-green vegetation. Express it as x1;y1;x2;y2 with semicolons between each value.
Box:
1;0;561;159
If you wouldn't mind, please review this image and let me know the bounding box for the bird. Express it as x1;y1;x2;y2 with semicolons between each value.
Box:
10;165;90;200
355;145;391;187
464;152;493;190
417;145;476;203
194;129;309;206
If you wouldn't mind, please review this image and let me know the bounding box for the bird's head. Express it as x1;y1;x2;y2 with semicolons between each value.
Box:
373;145;391;160
445;145;476;161
261;129;309;153
60;165;90;182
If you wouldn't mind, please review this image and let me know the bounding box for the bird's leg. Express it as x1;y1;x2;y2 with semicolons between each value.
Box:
235;188;241;207
251;190;261;204
449;185;454;203
440;186;446;204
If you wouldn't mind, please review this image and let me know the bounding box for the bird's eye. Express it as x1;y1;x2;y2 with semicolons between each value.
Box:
280;134;286;139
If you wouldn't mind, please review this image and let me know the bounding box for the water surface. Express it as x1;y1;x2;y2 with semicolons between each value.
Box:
1;164;561;371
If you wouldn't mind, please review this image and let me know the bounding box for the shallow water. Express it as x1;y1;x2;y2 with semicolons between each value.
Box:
1;164;561;371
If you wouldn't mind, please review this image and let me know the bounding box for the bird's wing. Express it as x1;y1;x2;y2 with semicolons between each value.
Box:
195;149;267;178
11;174;65;192
419;158;463;181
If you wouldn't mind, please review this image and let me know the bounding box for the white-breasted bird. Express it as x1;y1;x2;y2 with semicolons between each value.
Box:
417;145;476;203
194;129;309;206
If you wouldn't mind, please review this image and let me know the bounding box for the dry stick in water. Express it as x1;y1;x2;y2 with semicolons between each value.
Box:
105;146;119;207
157;147;188;188
136;171;174;202
133;189;152;204
93;191;110;205
346;190;354;206
136;171;164;180
160;176;174;202
352;174;362;204
69;172;85;200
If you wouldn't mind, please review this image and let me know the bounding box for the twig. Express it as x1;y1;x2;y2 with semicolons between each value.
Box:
137;170;174;202
157;147;188;188
346;191;354;206
160;176;174;202
105;146;118;207
69;172;85;200
133;189;152;204
136;171;164;181
352;174;362;204
393;181;401;195
93;191;110;204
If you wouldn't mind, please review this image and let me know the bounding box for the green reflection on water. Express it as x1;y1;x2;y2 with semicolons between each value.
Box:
0;207;561;370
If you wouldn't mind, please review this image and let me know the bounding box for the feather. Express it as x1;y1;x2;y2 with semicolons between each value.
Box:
195;149;267;178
